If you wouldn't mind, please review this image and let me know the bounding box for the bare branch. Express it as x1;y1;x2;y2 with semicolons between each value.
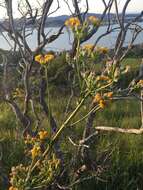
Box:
38;0;53;44
95;126;143;135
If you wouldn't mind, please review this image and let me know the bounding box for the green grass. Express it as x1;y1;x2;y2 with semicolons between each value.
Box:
1;57;143;190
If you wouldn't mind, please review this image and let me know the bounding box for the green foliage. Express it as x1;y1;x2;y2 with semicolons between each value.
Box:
0;92;142;189
47;52;72;86
1;55;143;189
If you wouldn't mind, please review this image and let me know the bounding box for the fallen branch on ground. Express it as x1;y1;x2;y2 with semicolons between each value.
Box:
95;126;143;134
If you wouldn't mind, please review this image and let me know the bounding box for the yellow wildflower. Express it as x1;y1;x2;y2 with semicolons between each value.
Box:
35;54;44;64
88;16;100;26
44;54;55;62
65;17;81;28
35;53;54;65
104;92;113;99
99;99;106;109
99;47;108;54
107;92;113;98
82;44;94;52
9;187;18;190
38;131;48;140
93;93;102;103
31;145;41;159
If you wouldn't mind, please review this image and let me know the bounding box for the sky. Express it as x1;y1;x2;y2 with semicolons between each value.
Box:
0;0;143;19
52;0;143;15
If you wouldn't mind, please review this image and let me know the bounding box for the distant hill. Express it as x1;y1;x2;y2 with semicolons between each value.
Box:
0;13;143;29
45;13;107;27
42;13;143;27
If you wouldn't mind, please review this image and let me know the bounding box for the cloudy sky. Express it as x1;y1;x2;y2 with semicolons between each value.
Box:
0;0;143;18
53;0;143;15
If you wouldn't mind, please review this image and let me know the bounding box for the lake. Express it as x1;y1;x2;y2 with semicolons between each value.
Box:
0;23;143;51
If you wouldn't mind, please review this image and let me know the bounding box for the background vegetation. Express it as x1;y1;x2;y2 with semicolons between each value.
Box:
0;50;143;190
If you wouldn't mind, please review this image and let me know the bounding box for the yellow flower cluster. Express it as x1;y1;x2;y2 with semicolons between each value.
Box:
9;187;18;190
104;92;113;99
82;44;94;52
31;145;41;159
99;47;109;54
38;130;48;140
99;99;106;109
65;17;81;28
88;16;100;26
35;53;55;65
93;93;106;109
93;93;102;103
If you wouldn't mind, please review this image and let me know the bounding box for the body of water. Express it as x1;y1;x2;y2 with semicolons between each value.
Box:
0;23;143;51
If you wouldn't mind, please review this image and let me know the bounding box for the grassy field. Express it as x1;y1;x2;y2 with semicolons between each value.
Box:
1;57;143;189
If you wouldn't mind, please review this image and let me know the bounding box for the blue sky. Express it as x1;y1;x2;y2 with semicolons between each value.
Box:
53;0;143;15
0;0;143;18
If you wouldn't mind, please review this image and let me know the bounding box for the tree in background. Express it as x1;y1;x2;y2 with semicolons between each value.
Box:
0;0;143;189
